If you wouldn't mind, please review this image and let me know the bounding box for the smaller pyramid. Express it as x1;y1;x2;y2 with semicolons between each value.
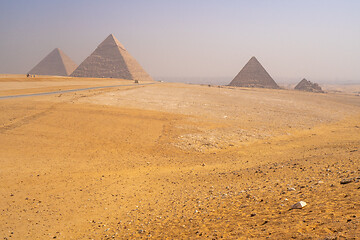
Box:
229;57;279;89
71;34;153;81
295;79;324;93
28;48;78;76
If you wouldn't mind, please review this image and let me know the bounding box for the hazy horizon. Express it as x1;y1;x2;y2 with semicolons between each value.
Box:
1;0;359;84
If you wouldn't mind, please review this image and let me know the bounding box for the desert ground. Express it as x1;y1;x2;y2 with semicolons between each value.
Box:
0;75;359;239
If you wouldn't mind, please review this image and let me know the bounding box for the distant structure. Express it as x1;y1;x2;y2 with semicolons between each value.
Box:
294;78;324;93
229;56;279;89
71;34;153;81
28;48;78;76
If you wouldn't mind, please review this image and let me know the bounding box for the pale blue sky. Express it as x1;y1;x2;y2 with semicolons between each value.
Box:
0;0;359;84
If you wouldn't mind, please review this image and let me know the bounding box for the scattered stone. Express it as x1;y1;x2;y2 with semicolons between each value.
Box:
291;201;307;209
287;187;296;191
250;213;256;217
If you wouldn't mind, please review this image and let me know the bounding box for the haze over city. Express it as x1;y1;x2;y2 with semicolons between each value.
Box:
0;0;359;84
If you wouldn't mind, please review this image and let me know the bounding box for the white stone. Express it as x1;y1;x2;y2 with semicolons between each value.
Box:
291;201;307;209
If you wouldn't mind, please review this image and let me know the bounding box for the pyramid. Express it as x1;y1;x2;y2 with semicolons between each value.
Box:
229;57;279;89
71;34;153;81
295;78;324;93
28;48;78;76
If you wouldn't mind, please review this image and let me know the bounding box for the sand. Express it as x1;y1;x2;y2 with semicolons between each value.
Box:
0;75;359;239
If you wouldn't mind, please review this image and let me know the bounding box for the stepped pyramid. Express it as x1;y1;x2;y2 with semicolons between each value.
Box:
229;57;279;89
28;48;78;76
71;34;153;81
295;78;324;93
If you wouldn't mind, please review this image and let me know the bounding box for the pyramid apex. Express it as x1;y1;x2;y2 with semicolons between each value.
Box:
99;34;126;50
249;56;259;62
107;34;116;40
52;48;61;53
299;78;309;84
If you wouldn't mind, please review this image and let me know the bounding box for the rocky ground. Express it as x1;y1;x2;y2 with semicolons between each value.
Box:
0;76;359;239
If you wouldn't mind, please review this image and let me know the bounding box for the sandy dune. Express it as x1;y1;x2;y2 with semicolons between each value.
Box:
0;76;359;239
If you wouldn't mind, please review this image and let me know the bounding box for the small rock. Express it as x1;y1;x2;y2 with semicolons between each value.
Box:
250;213;256;217
262;220;269;225
287;187;296;191
291;201;307;209
340;178;354;184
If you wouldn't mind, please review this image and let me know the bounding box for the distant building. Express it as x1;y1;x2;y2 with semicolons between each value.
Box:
229;56;279;89
294;79;324;93
28;48;78;76
71;34;153;81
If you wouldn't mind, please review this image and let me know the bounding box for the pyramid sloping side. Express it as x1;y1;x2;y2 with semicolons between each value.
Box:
71;34;153;81
229;57;279;89
119;48;153;81
28;48;77;76
57;50;78;75
294;79;309;90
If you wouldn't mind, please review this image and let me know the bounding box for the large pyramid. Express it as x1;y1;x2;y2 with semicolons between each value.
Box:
71;34;153;81
28;48;77;76
295;78;324;93
229;57;279;89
